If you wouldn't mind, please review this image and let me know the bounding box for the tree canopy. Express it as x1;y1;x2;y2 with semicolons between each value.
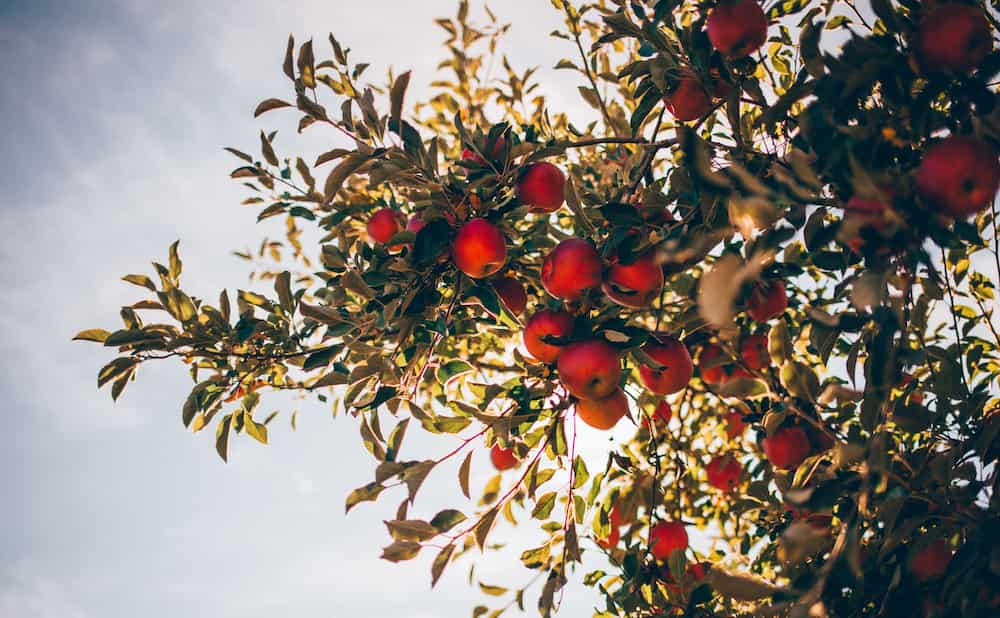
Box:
77;0;1000;616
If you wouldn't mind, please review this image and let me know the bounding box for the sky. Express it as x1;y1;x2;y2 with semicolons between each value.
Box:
0;2;634;617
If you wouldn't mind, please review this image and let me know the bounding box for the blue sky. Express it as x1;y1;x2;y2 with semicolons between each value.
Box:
0;2;633;616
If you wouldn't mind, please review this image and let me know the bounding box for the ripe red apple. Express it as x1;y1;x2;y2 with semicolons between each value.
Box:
367;208;405;243
910;538;952;582
603;251;664;308
517;162;566;212
725;409;747;438
664;76;712;122
700;344;730;384
452;218;507;279
597;525;621;550
575;388;629;430
650;520;689;560
706;0;768;59
523;309;574;363
462;137;506;164
609;504;626;528
490;444;518;470
541;238;602;300
747;280;788;322
739;333;769;371
492;276;527;316
558;340;622;400
405;216;426;233
916;136;1000;218
706;455;742;491
762;426;811;469
643;400;673;429
915;4;991;74
843;193;893;252
639;336;694;395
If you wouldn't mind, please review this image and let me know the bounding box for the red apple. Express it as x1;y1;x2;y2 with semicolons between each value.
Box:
452;218;507;279
490;444;518;470
610;504;626;528
541;238;602;300
915;4;991;74
576;388;629;430
492;276;527;316
916;136;1000;218
639;336;695;395
367;208;405;243
700;344;730;384
643;400;673;429
725;410;747;439
747;280;787;322
739;333;769;371
650;520;689;560
706;455;742;491
558;340;622;400
405;216;426;233
762;426;811;469
707;0;768;59
597;525;621;550
462;137;506;164
910;538;952;582
523;309;574;363
603;251;665;308
517;162;566;212
664;76;712;122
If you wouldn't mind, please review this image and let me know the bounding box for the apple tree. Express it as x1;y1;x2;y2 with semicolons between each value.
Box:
76;0;1000;616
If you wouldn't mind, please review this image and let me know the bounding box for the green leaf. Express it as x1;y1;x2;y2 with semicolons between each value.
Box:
474;507;499;550
436;359;474;385
73;328;110;343
215;413;233;462
243;410;268;445
97;357;138;388
303;347;336;371
389;70;411;129
254;98;293;117
168;241;182;280
532;492;557;519
345;481;384;513
458;451;473;499
430;509;467;533
122;274;156;291
381;540;422;562
385;519;438;541
431;544;455;587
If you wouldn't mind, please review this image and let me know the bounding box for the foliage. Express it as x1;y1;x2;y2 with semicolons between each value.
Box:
77;0;1000;616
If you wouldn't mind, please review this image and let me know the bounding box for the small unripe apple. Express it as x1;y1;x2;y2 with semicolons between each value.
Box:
517;162;566;212
367;208;405;243
739;333;769;371
490;444;518;470
558;340;622;400
916;136;1000;218
914;4;991;74
747;280;788;322
639;336;694;395
603;251;665;308
762;426;811;469
910;538;952;582
492;276;527;316
706;455;742;491
664;76;712;122
523;309;574;363
725;409;747;439
706;0;768;59
575;388;629;430
650;520;689;560
541;238;602;300
452;218;507;279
